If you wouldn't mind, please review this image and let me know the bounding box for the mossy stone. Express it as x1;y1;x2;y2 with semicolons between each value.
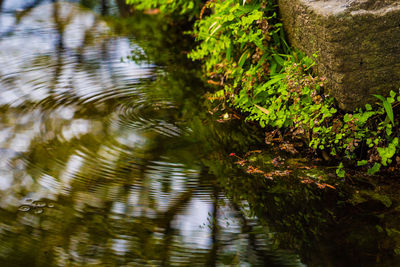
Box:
279;0;400;110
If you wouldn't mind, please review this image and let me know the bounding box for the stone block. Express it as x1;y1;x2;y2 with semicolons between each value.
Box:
278;0;400;110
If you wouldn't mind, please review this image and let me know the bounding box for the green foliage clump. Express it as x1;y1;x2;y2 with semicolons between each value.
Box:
189;0;287;95
187;0;400;176
127;0;400;176
228;50;400;176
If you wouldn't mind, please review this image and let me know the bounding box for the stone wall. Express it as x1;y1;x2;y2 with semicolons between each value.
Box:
278;0;400;110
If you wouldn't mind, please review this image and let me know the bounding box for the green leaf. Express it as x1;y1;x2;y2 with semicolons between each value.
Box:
373;94;394;125
336;162;345;178
373;94;385;102
367;163;381;175
273;54;285;67
270;61;277;75
343;113;352;123
357;160;368;166
264;74;285;87
377;138;398;166
238;49;250;68
383;101;394;125
386;126;392;136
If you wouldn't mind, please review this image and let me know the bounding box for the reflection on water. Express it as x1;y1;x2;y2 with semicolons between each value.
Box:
0;1;302;266
2;1;400;266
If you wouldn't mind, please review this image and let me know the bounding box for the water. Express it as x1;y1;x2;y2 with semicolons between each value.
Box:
0;1;400;266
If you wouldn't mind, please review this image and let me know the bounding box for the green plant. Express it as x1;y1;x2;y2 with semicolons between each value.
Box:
336;163;345;178
189;0;287;87
374;93;395;125
127;0;400;177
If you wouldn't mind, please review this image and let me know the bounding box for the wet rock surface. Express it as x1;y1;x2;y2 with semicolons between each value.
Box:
279;0;400;110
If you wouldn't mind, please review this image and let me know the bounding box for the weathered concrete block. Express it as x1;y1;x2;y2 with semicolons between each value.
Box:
278;0;400;110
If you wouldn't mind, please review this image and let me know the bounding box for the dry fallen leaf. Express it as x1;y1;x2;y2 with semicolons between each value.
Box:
255;104;269;115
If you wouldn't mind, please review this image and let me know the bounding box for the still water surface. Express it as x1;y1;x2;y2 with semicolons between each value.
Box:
0;1;400;266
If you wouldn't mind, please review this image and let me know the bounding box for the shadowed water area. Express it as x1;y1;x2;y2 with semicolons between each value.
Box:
1;1;400;266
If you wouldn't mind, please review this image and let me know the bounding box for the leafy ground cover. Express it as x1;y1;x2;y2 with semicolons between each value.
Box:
126;0;400;178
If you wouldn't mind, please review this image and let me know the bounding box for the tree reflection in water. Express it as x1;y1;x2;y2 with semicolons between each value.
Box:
3;1;400;266
0;1;302;266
